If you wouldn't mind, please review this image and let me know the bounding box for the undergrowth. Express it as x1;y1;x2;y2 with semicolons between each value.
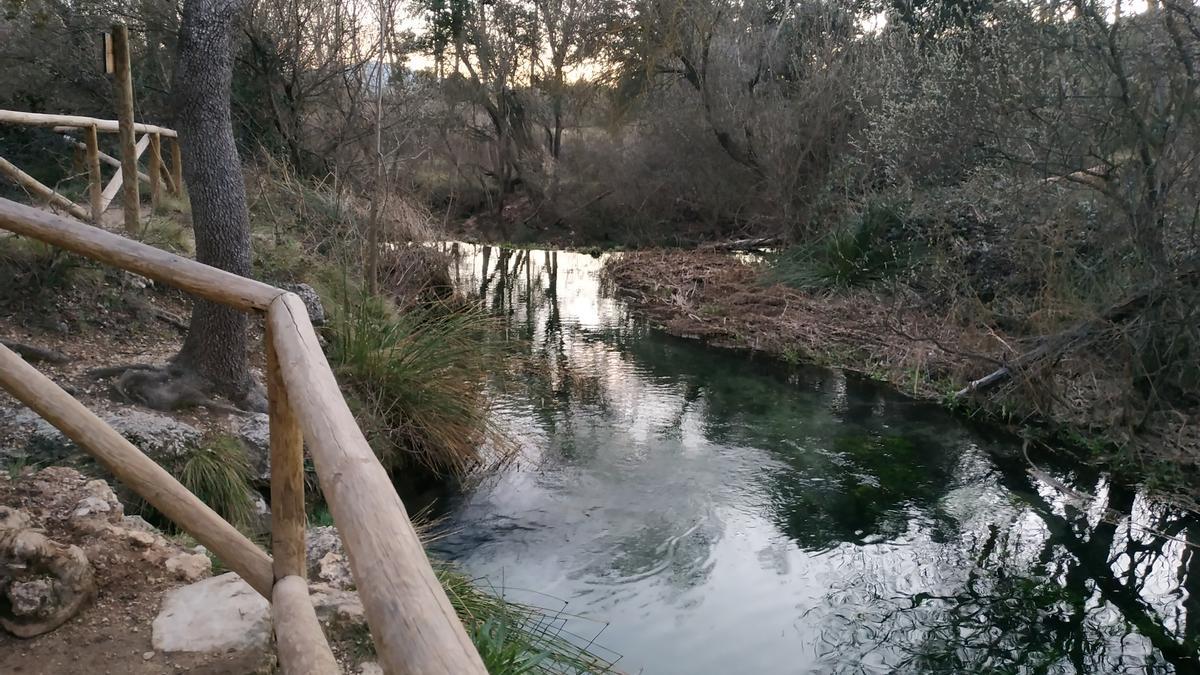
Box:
328;291;504;476
129;434;257;533
439;567;619;674
770;202;915;291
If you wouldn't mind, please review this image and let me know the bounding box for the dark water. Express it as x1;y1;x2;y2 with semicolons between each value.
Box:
432;244;1200;674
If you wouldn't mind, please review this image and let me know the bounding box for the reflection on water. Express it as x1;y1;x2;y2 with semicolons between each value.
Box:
432;243;1200;674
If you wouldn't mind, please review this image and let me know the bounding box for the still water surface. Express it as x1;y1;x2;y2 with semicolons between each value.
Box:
432;244;1200;674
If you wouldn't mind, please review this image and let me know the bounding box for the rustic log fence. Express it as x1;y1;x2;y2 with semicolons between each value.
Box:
0;110;183;229
0;197;488;674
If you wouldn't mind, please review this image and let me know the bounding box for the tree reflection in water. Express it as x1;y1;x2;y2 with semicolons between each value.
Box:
439;243;1200;674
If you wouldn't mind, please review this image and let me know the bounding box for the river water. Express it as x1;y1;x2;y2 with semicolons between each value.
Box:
432;244;1200;674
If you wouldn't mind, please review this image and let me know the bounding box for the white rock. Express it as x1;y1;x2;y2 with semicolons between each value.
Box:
316;551;355;590
8;579;54;617
164;552;211;583
357;663;384;675
308;583;365;629
121;515;159;534
306;527;354;589
124;530;157;548
27;410;201;462
0;505;32;530
306;527;343;561
70;480;123;523
152;573;271;654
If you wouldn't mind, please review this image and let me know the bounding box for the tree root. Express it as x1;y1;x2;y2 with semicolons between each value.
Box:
0;340;69;365
89;363;261;415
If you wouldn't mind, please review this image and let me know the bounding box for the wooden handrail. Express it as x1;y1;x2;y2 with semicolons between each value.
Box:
0;199;281;311
0;343;275;597
0;156;90;221
0;110;178;137
0;195;487;674
268;293;488;674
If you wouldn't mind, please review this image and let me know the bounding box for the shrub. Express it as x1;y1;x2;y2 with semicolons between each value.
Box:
328;292;503;476
770;203;915;291
177;435;257;528
126;434;257;532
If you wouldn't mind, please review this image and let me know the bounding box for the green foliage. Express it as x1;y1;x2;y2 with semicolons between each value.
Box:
328;292;502;475
308;505;335;527
770;203;915;291
471;619;550;675
125;435;257;534
175;435;257;529
438;567;618;674
138;215;194;255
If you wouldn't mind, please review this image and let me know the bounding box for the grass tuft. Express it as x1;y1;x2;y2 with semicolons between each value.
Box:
438;567;619;674
177;435;257;528
771;202;915;291
328;292;504;476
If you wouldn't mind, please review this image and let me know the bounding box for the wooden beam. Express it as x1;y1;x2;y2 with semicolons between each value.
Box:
267;293;487;675
99;133;150;212
0;343;274;598
0;155;90;221
267;328;306;580
170;138;183;196
148;133;162;211
0;198;283;311
83;126;103;224
271;576;339;674
61;134;150;184
159;158;176;195
0;111;177;137
111;23;139;233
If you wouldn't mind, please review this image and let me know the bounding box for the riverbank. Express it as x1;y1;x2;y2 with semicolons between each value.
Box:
603;249;1200;510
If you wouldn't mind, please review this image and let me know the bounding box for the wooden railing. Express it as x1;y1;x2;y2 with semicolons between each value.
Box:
0;197;488;674
0;110;183;227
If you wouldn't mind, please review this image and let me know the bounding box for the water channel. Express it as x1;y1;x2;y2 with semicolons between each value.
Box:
432;244;1200;674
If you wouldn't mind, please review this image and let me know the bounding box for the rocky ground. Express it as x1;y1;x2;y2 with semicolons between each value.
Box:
0;230;377;672
0;465;377;673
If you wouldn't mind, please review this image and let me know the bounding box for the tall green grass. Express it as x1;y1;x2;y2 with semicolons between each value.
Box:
771;203;915;291
439;568;619;674
128;434;257;532
178;435;257;528
328;293;503;475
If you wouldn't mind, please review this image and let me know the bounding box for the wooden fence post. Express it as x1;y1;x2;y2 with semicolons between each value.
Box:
84;125;103;224
170;138;183;196
267;328;306;580
272;576;339;673
111;23;139;233
148;133;162;212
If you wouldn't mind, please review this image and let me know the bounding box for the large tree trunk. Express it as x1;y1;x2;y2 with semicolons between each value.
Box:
172;0;257;405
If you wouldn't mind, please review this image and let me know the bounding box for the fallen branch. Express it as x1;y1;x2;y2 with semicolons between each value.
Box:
956;263;1200;400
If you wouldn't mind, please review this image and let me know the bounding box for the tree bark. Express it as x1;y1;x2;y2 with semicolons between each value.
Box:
172;0;257;405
